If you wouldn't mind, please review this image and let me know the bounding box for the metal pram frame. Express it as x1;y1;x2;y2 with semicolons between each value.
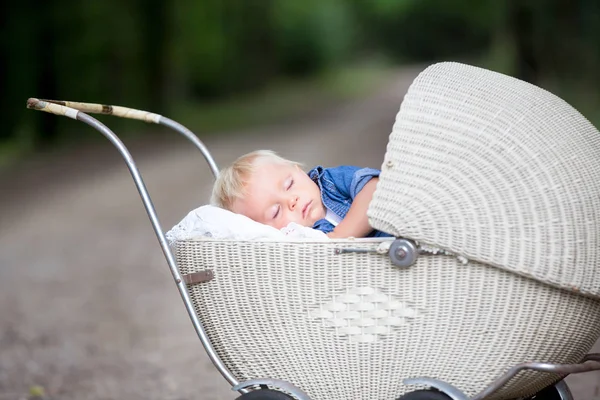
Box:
26;97;600;400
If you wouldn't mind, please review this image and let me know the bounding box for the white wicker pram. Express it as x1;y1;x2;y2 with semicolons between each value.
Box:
27;62;600;400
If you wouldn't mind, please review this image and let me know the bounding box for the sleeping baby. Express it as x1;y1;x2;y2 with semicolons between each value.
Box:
211;150;392;238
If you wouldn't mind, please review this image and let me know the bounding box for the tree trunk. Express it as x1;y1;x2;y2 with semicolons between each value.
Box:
507;1;540;84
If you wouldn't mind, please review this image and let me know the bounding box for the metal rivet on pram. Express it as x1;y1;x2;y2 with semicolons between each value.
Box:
181;269;214;285
389;238;418;267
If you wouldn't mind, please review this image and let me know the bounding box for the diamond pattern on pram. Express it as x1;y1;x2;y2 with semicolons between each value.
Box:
308;287;420;343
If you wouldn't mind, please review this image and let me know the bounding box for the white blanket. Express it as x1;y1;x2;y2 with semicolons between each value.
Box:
166;205;329;244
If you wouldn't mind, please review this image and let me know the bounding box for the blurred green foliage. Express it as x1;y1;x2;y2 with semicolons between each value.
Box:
1;0;599;156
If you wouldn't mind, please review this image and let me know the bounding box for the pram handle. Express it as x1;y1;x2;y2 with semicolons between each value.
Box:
25;97;241;391
27;98;81;119
38;99;162;123
27;98;220;178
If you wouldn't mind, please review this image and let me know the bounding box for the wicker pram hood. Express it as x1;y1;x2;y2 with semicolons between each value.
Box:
368;62;600;298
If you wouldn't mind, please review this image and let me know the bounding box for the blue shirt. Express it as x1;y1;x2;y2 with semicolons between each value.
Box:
308;165;392;237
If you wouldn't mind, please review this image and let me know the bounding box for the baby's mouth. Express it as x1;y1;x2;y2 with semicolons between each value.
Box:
302;200;312;219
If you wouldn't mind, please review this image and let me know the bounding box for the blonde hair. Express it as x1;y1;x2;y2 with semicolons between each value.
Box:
211;150;302;210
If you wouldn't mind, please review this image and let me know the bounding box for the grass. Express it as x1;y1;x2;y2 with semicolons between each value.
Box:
0;139;27;170
170;63;398;134
0;63;397;169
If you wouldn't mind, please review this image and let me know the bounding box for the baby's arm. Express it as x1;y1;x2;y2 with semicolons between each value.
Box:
326;178;378;238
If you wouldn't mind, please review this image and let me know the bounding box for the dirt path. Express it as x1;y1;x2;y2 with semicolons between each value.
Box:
1;66;598;400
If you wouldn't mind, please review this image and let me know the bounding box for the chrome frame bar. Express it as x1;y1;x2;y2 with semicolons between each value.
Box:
406;354;600;400
470;354;600;400
158;116;219;178
37;99;220;179
26;99;240;390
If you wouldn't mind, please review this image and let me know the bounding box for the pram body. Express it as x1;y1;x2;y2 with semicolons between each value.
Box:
27;62;600;400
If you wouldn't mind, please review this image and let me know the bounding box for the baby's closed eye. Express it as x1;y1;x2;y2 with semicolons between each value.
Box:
285;178;294;190
272;204;281;219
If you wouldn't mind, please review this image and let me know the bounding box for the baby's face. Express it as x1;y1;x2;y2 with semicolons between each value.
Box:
232;162;326;230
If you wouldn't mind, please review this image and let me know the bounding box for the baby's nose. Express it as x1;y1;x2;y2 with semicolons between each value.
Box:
288;195;299;210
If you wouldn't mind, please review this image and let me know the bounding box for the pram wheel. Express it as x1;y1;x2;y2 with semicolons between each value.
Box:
397;389;452;400
235;388;294;400
523;380;571;400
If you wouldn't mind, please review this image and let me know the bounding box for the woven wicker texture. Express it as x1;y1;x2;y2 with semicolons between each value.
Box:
175;239;600;400
368;62;600;298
